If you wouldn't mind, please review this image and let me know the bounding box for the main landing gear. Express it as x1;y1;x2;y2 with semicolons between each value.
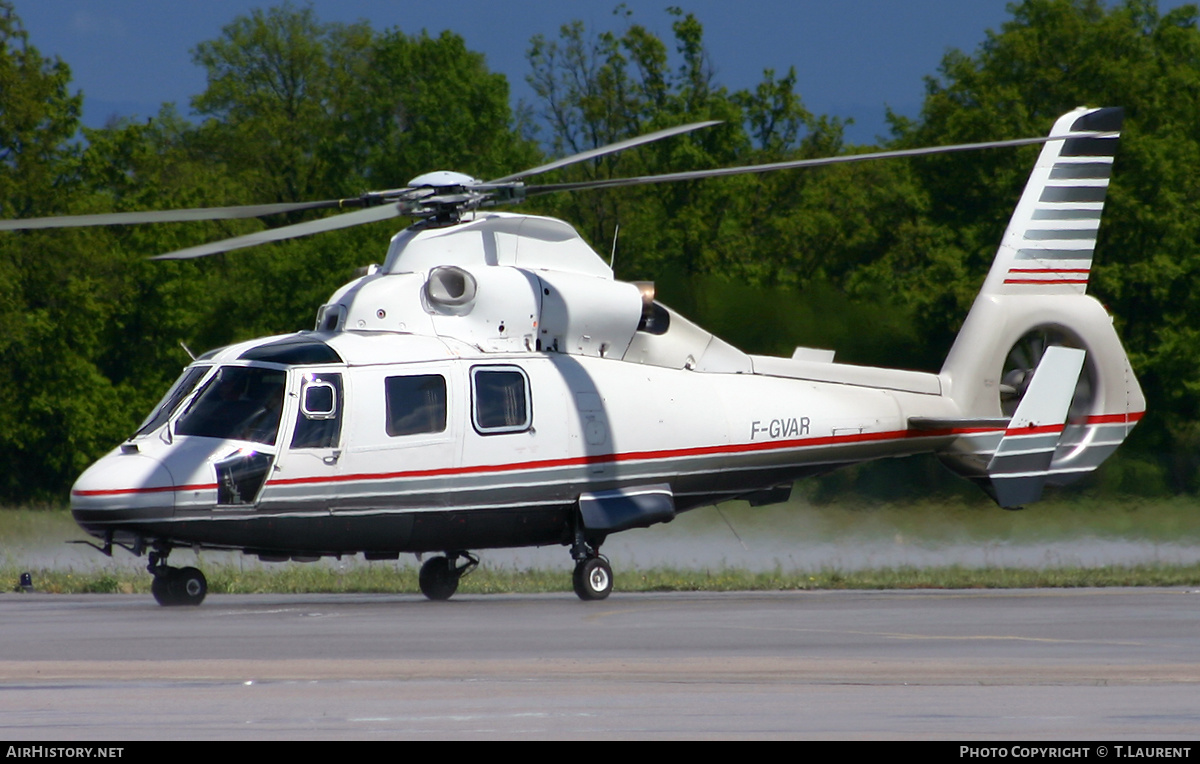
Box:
418;551;479;601
571;526;613;601
415;545;614;602
148;550;207;607
572;555;613;601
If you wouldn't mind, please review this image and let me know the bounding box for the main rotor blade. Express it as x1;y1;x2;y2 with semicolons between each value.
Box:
0;199;360;231
488;120;721;184
150;203;406;260
525;133;1112;195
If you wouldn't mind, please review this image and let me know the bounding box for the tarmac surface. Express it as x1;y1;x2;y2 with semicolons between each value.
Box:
1;588;1199;739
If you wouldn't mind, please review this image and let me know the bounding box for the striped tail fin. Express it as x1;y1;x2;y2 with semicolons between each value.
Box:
982;107;1122;296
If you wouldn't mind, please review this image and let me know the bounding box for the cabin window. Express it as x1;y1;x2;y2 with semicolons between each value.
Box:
385;374;447;436
472;366;531;434
175;366;287;445
291;373;343;449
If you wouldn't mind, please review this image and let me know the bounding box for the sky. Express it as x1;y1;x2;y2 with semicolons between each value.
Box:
12;1;1195;145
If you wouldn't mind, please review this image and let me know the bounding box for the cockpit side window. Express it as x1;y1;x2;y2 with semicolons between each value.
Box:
134;365;210;437
175;366;287;445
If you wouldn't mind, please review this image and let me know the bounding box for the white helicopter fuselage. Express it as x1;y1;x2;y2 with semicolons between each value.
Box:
67;107;1145;603
71;323;960;556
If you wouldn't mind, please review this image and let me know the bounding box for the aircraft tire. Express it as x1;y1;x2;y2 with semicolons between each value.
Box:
168;567;207;606
573;557;613;601
419;556;458;601
151;573;173;606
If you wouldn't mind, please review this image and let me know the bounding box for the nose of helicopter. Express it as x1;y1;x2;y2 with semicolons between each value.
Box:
70;448;177;529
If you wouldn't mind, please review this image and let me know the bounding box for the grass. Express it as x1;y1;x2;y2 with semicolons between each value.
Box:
6;561;1200;596
3;497;1200;595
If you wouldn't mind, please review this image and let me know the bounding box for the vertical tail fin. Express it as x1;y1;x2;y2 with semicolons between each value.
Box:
935;107;1145;507
982;107;1122;297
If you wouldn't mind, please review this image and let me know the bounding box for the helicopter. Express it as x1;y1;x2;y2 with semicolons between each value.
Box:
2;106;1144;606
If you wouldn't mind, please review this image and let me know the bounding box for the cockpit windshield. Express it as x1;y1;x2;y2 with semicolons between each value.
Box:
134;365;210;438
175;366;287;445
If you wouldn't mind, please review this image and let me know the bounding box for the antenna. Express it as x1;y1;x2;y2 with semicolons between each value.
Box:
610;223;620;269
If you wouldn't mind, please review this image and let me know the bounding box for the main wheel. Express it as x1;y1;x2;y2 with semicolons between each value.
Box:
151;573;172;606
419;556;459;601
167;567;207;606
573;557;613;601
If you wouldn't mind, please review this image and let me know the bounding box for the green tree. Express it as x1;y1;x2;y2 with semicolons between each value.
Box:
524;8;865;286
0;1;79;219
0;1;137;502
523;7;928;374
191;3;375;203
187;4;537;342
355;28;538;186
192;3;536;201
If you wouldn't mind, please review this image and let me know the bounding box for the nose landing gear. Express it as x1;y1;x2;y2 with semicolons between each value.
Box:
148;551;208;607
418;551;479;601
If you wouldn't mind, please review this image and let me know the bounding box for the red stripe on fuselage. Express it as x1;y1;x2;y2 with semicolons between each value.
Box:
72;481;217;497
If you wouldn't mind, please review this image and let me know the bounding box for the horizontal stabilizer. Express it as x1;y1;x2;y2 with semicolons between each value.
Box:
986;346;1086;507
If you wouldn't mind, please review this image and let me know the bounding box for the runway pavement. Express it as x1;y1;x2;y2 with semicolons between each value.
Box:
1;588;1198;739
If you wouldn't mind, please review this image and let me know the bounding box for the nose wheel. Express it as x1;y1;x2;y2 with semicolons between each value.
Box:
418;551;478;601
150;567;208;607
148;551;207;606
